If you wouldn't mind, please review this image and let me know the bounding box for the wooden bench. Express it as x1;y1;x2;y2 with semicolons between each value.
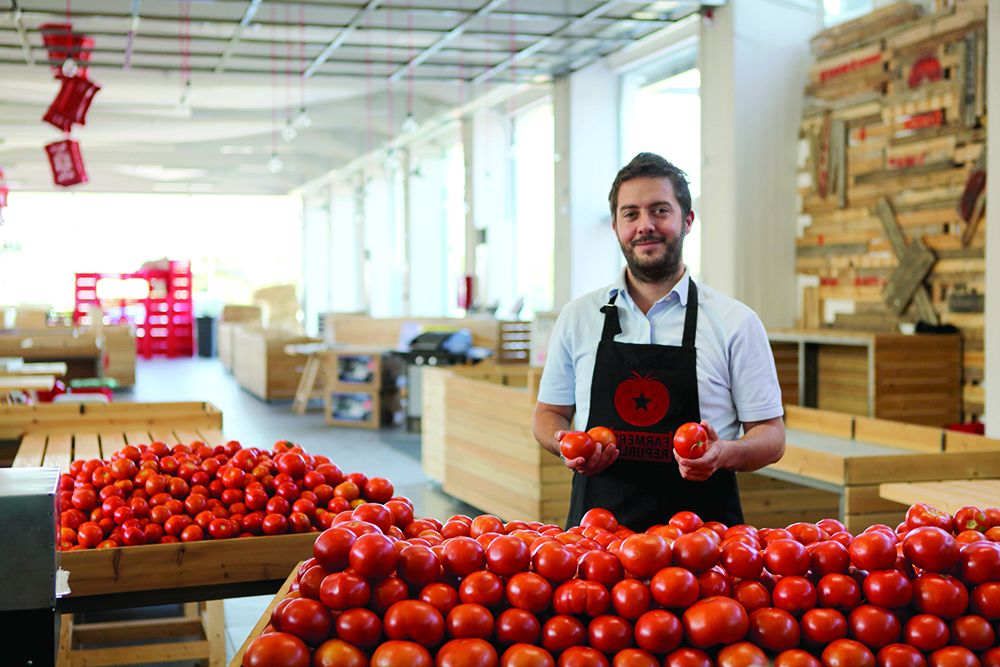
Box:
748;405;1000;533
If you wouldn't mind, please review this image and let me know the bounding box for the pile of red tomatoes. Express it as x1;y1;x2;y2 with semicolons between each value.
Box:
244;504;1000;667
56;439;398;549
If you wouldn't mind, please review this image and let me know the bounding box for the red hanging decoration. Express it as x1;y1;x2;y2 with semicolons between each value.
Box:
45;139;88;187
39;23;93;77
0;167;8;209
43;74;101;132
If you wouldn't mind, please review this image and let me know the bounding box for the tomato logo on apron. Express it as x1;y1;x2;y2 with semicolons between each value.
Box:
613;372;670;427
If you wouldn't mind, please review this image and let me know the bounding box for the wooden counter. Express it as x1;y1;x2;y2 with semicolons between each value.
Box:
231;327;322;401
422;364;572;526
768;328;962;426
751;405;1000;533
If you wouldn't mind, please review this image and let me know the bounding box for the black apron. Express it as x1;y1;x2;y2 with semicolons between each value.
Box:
565;278;744;532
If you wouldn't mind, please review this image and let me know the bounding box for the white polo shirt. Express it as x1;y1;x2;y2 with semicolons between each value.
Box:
537;267;784;440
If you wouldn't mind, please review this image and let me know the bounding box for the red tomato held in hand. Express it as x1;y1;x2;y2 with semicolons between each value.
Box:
560;432;596;461
673;423;708;459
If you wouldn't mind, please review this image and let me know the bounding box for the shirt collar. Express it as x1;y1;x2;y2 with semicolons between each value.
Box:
609;266;691;308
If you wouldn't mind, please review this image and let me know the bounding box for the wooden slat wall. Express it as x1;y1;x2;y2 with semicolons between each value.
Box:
798;0;988;420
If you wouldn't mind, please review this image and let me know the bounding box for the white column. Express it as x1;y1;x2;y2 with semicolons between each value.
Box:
300;190;331;336
552;60;623;310
985;0;999;436
699;3;822;328
408;145;450;317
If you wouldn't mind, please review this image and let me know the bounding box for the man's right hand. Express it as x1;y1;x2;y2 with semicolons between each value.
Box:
555;430;619;475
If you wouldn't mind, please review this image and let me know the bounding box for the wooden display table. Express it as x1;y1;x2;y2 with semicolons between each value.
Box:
753;405;1000;533
229;563;301;667
422;364;572;527
6;401;318;667
880;479;1000;515
768;328;962;426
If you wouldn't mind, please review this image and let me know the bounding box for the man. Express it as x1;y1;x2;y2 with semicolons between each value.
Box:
532;152;785;532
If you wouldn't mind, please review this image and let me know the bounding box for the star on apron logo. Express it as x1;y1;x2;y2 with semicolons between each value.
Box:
613;372;670;427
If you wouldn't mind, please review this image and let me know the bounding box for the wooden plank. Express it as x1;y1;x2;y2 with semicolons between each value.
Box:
71;617;204;643
447;375;534;410
198;428;227;448
203;599;226;667
853;416;943;452
783;405;854;438
123;431;153;447
744;510;839;530
767;446;846;486
70;640;210;666
12;433;48;468
446;393;534;430
60;532;318;597
879;479;1000;515
844;484;910;513
149;429;182;445
944;430;1000;452
845;511;908;534
42;433;72;473
444;465;543;521
72;432;102;463
98;432;126;458
740;488;841;513
173;430;205;446
230;566;298;667
846;450;1000;485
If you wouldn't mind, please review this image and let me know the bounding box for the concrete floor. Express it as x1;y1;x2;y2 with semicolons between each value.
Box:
97;355;479;665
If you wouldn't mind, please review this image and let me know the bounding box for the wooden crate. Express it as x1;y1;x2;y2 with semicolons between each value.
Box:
99;326;136;387
232;327;321;401
0;329;101;383
230;563;300;667
0;400;223;441
769;329;962;426
217;321;238;371
310;347;402;428
759;404;1000;532
423;364;571;526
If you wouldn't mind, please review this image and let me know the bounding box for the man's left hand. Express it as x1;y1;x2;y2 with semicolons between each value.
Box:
675;420;723;481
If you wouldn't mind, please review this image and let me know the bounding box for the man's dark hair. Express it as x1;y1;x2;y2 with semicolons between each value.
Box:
608;152;692;222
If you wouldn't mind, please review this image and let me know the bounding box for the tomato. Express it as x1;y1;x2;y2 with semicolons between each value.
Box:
319;571;369;610
633;609;682;654
850;531;898;571
957;541;1000;585
902;527;960;573
578;549;625;588
370;576;410;615
721;541;763;580
764;539;811;576
715;641;769;667
816;573;861;613
810;540;850;576
847;604;901;650
370;640;433;667
349;532;397;579
441;536;487;576
312;638;367;667
774;649;822;667
588;426;617;448
902;614;950;652
649;567;699;609
952;506;989;533
663;647;712;667
874;644;926;667
610;648;658;667
335;607;382;649
241;631;310;667
971;581;1000;619
553;579;611;617
821;638;876;667
560;432;596;460
906;503;954;533
911;572;969;620
533;543;579;584
396;544;440;588
583;615;631;654
276;597;331;646
459;570;506;608
671;531;719;573
673;423;707;459
487;534;531;576
617;533;672;578
799;608;847;648
446;603;495;639
541;615;587;653
610;579;652;620
732;580;771;614
669;511;705;534
681;596;748;648
496;608;541;646
948;614;994;651
747;607;800;652
556;646;610;667
982;648;1000;667
420;583;460;617
501;643;555;667
383;599;445;647
772;575;817;617
863;569;913;609
926;646;979;667
505;572;552;614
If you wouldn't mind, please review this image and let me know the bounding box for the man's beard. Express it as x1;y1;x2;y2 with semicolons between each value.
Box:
620;233;685;284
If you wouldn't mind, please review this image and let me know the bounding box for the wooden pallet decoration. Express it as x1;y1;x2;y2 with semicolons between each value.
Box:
875;198;939;323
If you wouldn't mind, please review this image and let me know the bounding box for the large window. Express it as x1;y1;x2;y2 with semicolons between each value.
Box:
823;0;874;26
0;193;302;315
624;61;702;279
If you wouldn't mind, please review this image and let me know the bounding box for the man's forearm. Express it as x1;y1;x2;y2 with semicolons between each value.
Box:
721;418;785;472
533;404;574;457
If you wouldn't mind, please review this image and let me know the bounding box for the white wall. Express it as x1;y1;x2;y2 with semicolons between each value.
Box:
552;60;624;309
986;0;999;437
699;2;822;328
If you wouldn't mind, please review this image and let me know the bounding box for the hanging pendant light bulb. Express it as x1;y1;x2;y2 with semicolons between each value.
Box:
293;107;311;129
401;112;419;134
61;58;79;78
267;154;283;173
281;121;297;142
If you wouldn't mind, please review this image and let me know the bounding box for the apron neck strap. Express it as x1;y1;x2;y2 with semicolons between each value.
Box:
599;291;622;341
682;276;698;348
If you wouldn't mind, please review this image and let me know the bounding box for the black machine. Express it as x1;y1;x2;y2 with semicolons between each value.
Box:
398;330;472;366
